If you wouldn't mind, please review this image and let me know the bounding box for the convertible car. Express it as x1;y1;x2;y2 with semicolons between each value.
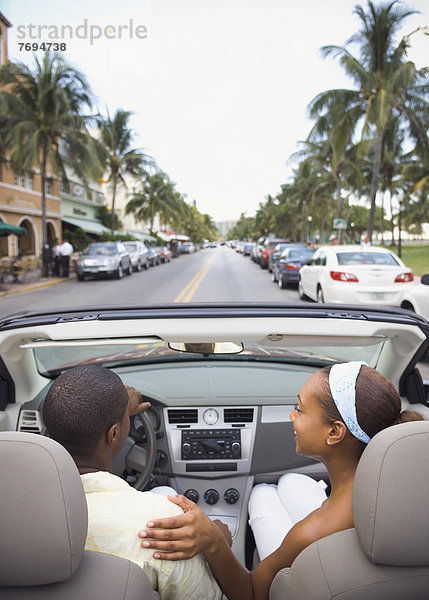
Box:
1;303;429;597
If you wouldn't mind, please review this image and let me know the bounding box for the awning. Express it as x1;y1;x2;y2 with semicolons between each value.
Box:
62;216;110;236
126;231;158;242
0;222;27;237
157;231;189;242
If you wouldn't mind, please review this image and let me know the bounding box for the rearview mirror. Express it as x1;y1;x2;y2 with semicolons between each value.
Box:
169;342;244;355
420;274;429;286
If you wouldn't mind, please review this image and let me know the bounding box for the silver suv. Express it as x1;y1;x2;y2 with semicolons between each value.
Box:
123;241;149;271
76;242;132;281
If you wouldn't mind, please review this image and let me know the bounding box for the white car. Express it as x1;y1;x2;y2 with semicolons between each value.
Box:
400;274;429;320
1;304;429;594
298;245;415;306
123;241;149;271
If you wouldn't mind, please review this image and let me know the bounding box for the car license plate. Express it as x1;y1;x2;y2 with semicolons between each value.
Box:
371;293;385;301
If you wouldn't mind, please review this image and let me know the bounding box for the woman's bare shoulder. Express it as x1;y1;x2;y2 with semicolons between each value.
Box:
275;504;352;567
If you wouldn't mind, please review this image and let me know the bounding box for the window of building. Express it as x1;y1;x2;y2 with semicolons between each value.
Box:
60;181;71;194
73;184;83;198
13;171;34;189
44;179;52;195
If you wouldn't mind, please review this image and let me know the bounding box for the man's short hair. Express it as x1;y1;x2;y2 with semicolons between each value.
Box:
43;364;129;459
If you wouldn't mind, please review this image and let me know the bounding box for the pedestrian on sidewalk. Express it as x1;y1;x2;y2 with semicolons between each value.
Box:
53;241;62;277
57;238;74;278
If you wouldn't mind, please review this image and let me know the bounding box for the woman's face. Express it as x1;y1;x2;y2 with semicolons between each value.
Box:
290;371;330;459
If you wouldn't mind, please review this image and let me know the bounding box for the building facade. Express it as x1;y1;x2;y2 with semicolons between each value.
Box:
0;12;63;259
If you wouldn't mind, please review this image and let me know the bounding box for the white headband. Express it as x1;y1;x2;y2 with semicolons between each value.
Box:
329;361;370;444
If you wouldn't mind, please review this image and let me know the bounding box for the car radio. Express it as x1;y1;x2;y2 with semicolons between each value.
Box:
181;429;241;460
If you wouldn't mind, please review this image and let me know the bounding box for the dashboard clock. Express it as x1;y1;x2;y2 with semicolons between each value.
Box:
203;408;219;425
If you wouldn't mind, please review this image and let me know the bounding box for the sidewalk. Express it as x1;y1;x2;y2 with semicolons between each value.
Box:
0;270;75;298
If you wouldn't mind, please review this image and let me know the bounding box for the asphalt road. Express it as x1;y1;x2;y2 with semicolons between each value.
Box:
0;246;301;315
0;245;427;379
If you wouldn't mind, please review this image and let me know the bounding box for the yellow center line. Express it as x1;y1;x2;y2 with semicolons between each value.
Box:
174;252;217;303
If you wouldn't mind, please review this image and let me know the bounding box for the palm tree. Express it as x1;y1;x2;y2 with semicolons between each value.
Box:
97;109;152;232
309;0;428;241
0;51;97;249
125;171;180;233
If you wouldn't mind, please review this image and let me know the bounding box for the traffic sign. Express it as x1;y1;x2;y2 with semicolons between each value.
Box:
333;218;347;229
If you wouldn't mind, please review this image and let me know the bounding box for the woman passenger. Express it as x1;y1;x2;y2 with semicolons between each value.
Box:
138;362;424;600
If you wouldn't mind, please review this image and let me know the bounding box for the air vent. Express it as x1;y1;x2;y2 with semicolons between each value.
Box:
224;408;254;423
168;409;198;424
18;410;43;434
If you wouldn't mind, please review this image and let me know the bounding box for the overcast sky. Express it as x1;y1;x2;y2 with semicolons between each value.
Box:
2;0;428;221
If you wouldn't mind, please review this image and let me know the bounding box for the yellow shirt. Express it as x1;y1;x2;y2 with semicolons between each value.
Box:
81;471;221;600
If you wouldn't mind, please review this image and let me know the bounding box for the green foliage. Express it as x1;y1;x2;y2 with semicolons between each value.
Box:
96;205;123;230
0;51;100;249
96;109;153;231
98;231;139;242
63;227;92;252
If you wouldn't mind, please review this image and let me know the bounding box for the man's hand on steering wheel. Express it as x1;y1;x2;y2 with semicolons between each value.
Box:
125;385;151;417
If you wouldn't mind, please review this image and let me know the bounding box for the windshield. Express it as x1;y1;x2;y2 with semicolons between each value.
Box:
124;243;137;251
33;339;385;376
287;250;314;260
84;244;117;256
336;252;400;266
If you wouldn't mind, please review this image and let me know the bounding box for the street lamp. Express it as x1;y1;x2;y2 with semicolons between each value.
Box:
307;215;312;244
351;222;355;244
398;199;403;258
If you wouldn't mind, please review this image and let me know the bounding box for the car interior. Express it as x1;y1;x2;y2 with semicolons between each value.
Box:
0;304;429;598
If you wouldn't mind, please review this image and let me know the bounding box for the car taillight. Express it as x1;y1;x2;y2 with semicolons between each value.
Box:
286;263;300;270
330;271;359;282
395;273;414;282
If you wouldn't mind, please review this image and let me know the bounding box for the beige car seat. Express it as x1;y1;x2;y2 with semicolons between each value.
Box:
270;421;429;600
0;432;158;600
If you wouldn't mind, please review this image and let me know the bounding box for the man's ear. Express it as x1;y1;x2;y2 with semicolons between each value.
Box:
106;423;121;447
327;420;348;445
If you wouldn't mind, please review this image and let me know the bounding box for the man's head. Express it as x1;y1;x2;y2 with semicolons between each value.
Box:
43;364;129;460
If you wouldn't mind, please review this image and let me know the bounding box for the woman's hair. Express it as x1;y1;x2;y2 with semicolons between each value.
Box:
43;364;129;459
318;365;424;456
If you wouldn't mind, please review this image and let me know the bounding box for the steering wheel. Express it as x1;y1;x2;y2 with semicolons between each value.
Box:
124;411;157;490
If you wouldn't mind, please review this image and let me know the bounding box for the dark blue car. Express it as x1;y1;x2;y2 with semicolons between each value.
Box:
273;246;315;288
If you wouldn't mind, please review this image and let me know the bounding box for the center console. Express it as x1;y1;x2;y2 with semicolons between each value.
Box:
164;406;257;538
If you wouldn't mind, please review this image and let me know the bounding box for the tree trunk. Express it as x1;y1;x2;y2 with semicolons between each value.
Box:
380;190;384;244
335;171;343;244
110;177;117;232
367;129;384;242
388;185;395;245
41;146;47;251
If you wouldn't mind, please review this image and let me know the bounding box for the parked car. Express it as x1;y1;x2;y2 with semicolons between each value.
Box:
400;274;429;320
269;243;296;273
1;303;428;595
156;246;172;263
180;242;195;254
251;240;262;263
273;246;315;288
123;241;149;271
259;238;290;269
298;245;414;305
243;242;255;256
75;242;132;281
147;247;161;266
